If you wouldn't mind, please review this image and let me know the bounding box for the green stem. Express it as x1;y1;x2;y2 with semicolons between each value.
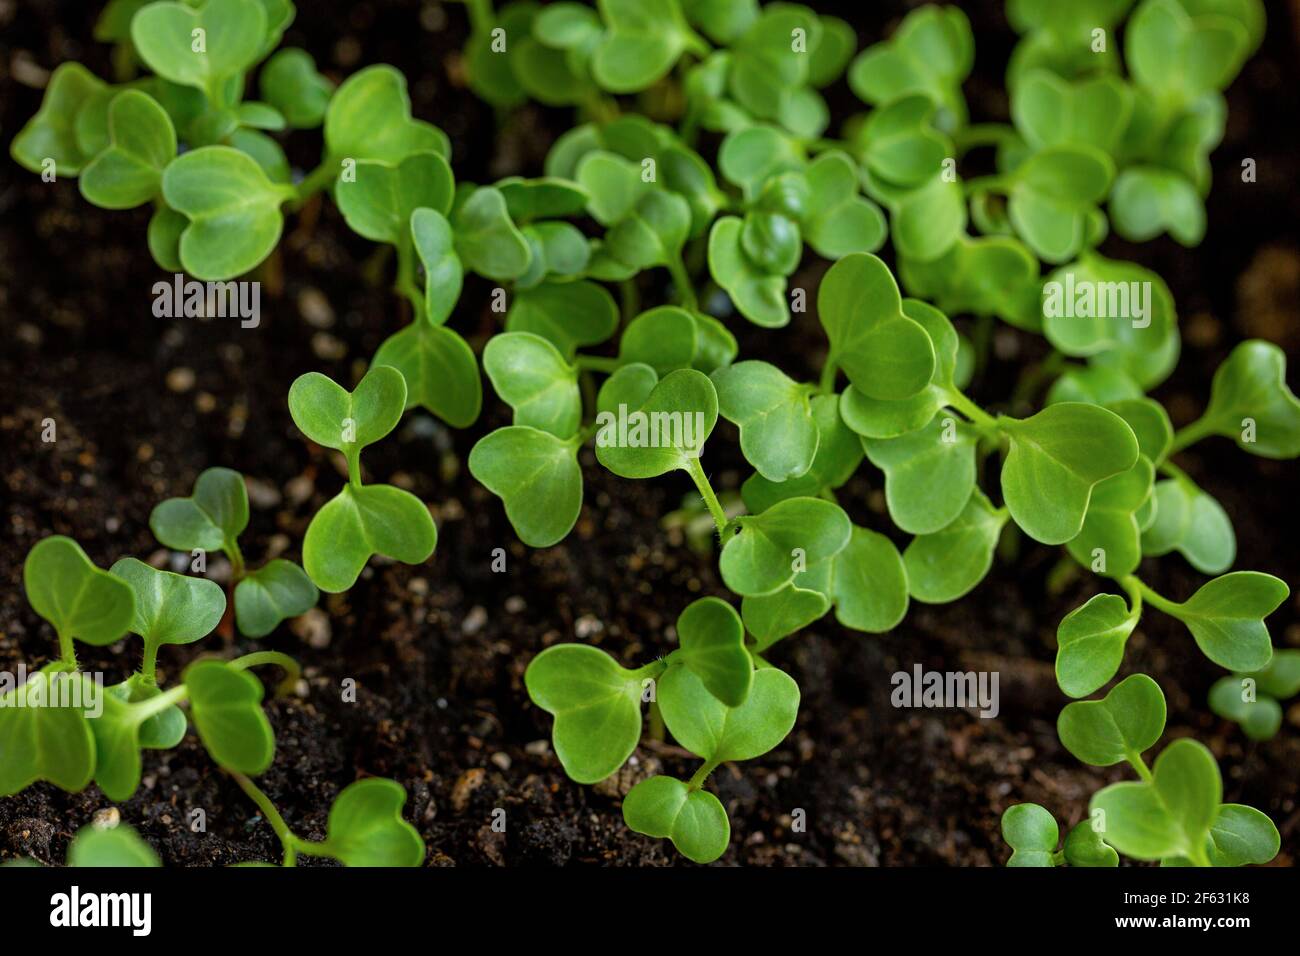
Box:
1120;576;1144;620
648;699;665;741
681;26;711;58
818;358;838;394
56;629;76;669
574;354;622;374
687;759;720;791
346;448;363;489
954;123;1016;154
1129;577;1183;618
141;640;160;685
132;683;189;722
631;659;669;682
231;772;298;867
666;256;698;311
458;0;494;35
230;651;302;696
1168;416;1216;457
1126;751;1154;784
224;537;246;581
290;161;337;209
945;388;999;431
1158;459;1197;492
685;454;729;534
619;278;640;325
395;240;427;323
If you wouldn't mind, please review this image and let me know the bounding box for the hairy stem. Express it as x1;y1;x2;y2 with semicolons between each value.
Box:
231;772;298;867
141;640;160;685
56;629;77;669
686;759;720;791
685;455;729;535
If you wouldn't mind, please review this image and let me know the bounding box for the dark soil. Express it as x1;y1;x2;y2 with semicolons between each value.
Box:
1;0;1298;867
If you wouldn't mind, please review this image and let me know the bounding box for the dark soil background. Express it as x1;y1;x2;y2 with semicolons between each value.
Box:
1;0;1298;867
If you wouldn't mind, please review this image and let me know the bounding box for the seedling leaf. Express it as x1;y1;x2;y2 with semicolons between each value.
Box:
524;644;643;784
24;536;135;648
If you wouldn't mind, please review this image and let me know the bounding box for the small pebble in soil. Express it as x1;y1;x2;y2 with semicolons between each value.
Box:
524;739;549;757
290;608;331;649
408;577;428;596
574;615;603;639
505;595;525;613
490;753;511;771
462;605;488;635
451;768;486;813
165;367;196;392
244;476;281;509
285;473;314;506
194;392;217;414
311;332;347;360
297;288;335;328
92;807;120;830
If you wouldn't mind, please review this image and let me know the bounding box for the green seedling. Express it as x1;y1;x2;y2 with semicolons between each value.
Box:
18;0;1292;868
4;533;423;866
21;535;136;667
288;366;437;592
708;133;887;328
9;775;422;867
525;597;796;863
1059;675;1278;866
681;5;855;140
1001;803;1117;867
1056;571;1288;698
1209;650;1300;741
150;466;318;638
1005;674;1279;867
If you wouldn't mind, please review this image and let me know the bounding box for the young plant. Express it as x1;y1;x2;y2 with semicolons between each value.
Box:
4;536;423;866
1209;650;1300;741
1004;675;1280;867
525;597;796;863
2;537;135;796
150;466;318;638
288;365;437;592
